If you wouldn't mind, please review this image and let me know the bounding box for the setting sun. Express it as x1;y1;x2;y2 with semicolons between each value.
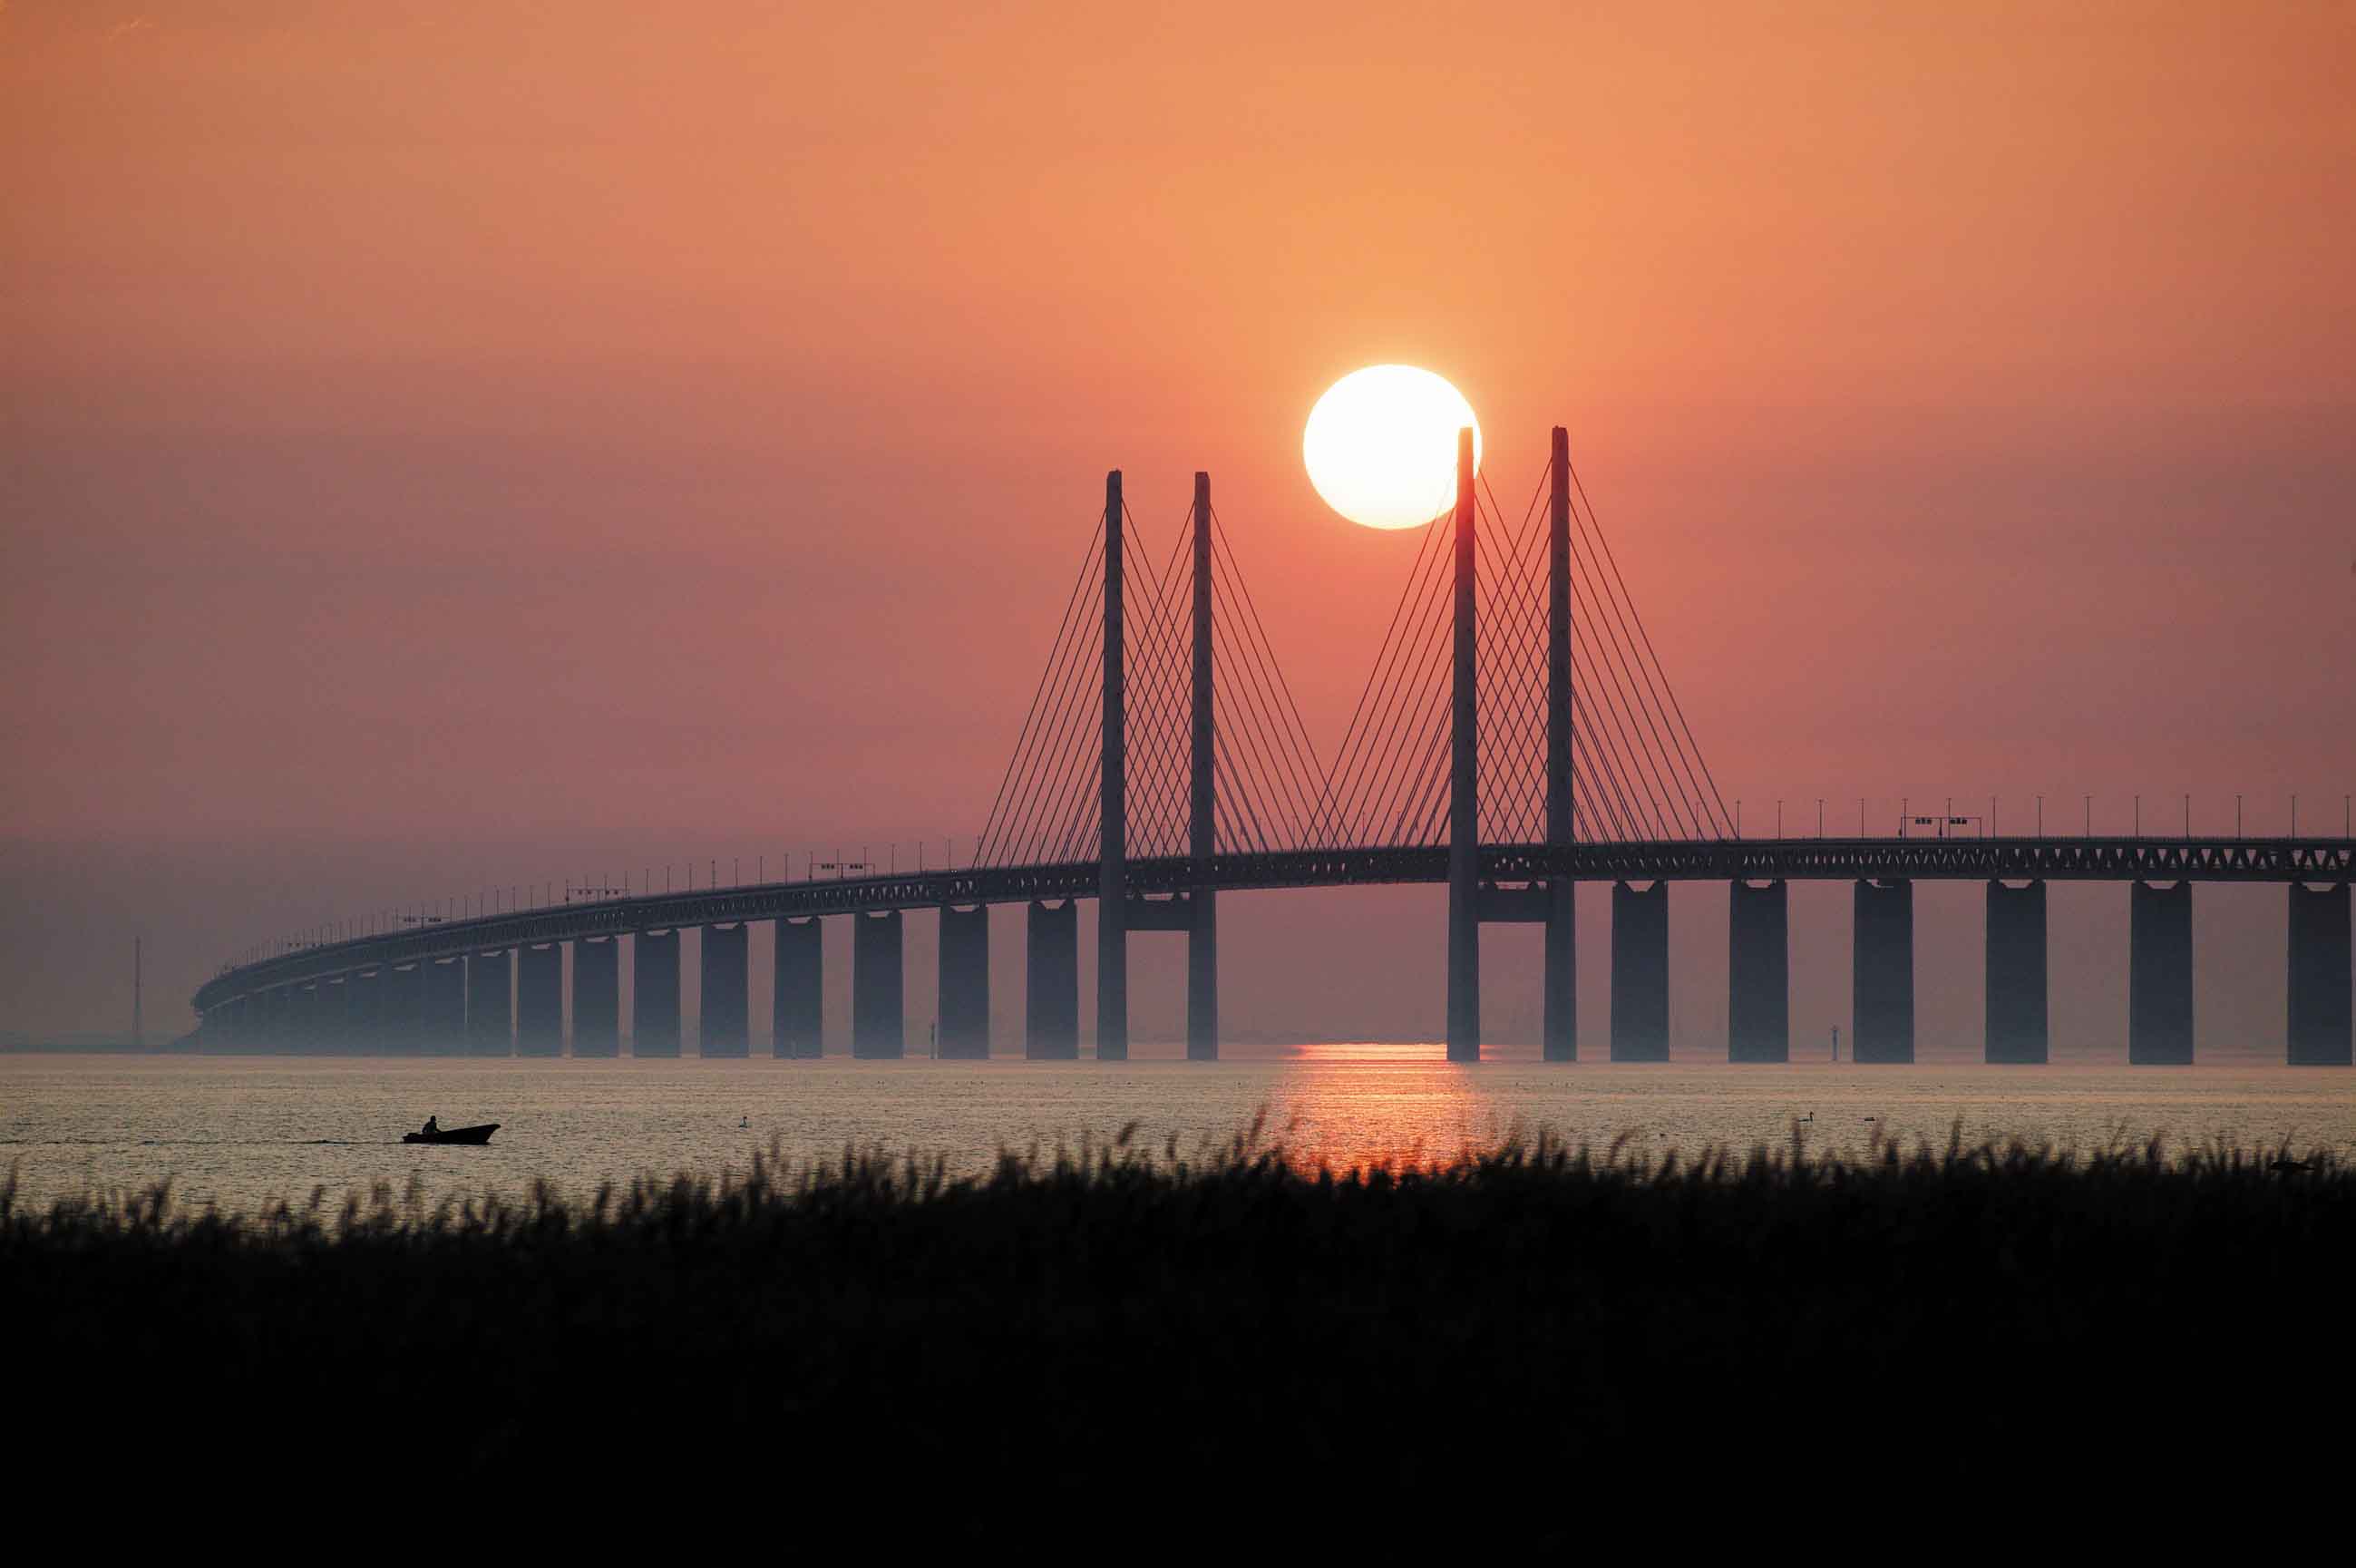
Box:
1302;365;1483;531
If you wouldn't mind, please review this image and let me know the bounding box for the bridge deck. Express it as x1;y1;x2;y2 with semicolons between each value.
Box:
195;836;2351;1011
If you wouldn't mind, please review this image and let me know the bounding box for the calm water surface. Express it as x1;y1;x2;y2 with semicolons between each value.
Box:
5;1047;2348;1214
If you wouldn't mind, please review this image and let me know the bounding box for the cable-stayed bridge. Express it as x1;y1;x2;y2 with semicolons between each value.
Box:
192;430;2354;1065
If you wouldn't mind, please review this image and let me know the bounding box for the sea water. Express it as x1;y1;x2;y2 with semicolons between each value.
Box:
5;1046;2348;1215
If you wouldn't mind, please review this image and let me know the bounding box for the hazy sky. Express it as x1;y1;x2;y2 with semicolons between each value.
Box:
5;1;2351;1047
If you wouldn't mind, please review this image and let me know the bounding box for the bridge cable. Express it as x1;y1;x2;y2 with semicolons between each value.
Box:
1000;603;1105;866
1309;511;1450;843
1567;467;1728;836
1331;520;1456;843
1209;538;1319;836
1566;540;1694;839
1211;509;1329;829
1209;552;1321;841
984;575;1100;864
975;520;1105;864
1572;463;1732;834
993;583;1103;865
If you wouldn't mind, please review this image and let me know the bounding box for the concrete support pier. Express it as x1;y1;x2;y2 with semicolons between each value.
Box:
516;942;562;1057
1852;879;1915;1063
1446;427;1481;1062
1610;881;1670;1061
349;969;385;1054
1026;900;1079;1059
2128;881;2194;1065
1728;880;1789;1063
572;937;619;1057
2287;882;2352;1066
938;904;990;1059
423;957;468;1056
385;963;425;1055
319;977;350;1052
701;922;749;1057
466;950;510;1057
1984;881;2049;1064
852;910;904;1059
1187;470;1219;1061
1543;883;1577;1061
633;930;681;1058
773;918;822;1058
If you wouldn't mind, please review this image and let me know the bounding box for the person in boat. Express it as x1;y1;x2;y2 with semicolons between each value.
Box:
421;1115;440;1137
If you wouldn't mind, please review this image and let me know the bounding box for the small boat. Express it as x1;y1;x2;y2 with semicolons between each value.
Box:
404;1123;500;1145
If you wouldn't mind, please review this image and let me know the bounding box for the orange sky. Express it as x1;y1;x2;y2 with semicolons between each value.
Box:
5;1;2351;1043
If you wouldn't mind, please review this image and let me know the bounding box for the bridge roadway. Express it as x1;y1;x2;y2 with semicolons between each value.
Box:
195;834;2353;1013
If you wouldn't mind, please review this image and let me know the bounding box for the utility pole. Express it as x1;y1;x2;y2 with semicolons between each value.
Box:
132;936;142;1048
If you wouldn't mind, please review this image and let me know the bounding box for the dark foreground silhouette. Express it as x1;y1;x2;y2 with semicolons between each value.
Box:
7;1129;2344;1534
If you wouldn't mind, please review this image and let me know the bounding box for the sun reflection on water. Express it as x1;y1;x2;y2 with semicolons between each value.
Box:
1251;1043;1514;1171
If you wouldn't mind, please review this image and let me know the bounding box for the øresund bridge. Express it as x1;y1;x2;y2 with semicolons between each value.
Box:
191;429;2354;1065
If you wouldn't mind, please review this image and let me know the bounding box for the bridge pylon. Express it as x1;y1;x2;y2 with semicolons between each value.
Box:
1187;470;1218;1059
1095;464;1222;1059
1543;425;1576;1060
1097;469;1127;1060
1446;426;1479;1060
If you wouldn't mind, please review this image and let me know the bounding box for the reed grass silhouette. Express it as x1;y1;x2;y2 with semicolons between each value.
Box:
7;1124;2343;1528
